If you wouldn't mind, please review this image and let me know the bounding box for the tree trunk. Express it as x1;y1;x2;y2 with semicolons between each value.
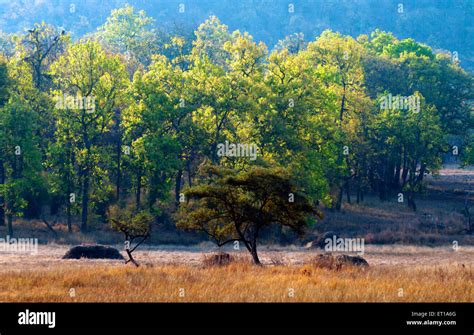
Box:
250;247;261;265
378;180;386;201
125;249;139;267
175;169;182;205
81;172;90;233
249;238;261;265
66;180;72;233
116;138;121;201
114;107;122;202
238;226;262;265
66;164;72;233
394;161;401;189
135;168;142;210
335;186;344;210
339;84;346;122
66;201;72;233
186;157;193;187
416;163;426;185
345;182;351;204
407;192;417;211
401;150;409;187
7;213;13;237
34;64;42;90
407;162;417;212
0;160;5;226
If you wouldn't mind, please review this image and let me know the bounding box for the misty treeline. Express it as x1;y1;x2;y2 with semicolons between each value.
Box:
2;1;473;72
0;5;472;238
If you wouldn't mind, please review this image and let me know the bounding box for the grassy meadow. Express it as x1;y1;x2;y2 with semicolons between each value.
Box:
0;262;471;302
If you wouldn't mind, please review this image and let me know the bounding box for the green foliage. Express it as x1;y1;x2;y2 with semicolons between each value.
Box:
192;16;232;67
108;203;153;266
96;4;158;66
369;93;445;206
0;7;472;238
384;39;434;60
0;59;10;105
15;22;70;90
461;133;474;166
364;31;474;135
0;87;44;229
49;39;129;231
365;29;398;55
175;164;322;263
108;204;153;238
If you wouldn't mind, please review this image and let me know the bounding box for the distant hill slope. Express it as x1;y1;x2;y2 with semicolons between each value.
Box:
0;0;472;71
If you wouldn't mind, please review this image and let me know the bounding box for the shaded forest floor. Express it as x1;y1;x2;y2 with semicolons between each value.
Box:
318;165;474;246
0;165;472;302
1;165;472;246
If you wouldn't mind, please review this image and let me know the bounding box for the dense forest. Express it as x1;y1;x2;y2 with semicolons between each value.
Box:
0;3;472;256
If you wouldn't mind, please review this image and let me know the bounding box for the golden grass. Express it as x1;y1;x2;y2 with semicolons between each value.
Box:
0;262;472;302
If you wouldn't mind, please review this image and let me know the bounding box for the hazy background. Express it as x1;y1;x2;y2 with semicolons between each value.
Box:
0;0;472;71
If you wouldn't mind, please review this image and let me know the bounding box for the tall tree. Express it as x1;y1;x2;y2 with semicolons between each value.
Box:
368;93;445;209
308;30;369;208
50;40;128;232
96;4;158;67
0;58;10;226
0;93;43;236
16;22;69;91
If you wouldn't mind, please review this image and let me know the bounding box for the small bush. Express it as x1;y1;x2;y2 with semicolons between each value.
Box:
202;252;235;267
312;253;369;270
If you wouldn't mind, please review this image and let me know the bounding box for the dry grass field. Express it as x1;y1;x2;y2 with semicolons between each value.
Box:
0;245;472;302
0;261;472;302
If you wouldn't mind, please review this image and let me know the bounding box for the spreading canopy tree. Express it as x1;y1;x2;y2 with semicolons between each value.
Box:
175;164;323;264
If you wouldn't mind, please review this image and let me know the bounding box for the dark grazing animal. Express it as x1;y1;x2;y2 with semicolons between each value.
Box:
62;245;124;260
